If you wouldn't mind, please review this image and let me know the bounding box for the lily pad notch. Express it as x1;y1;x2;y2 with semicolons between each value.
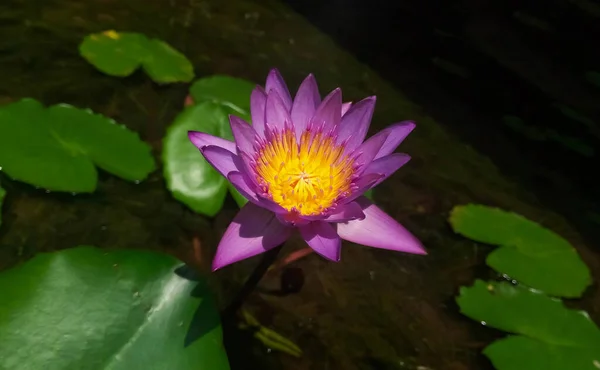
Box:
163;75;259;216
449;204;591;298
457;280;600;370
0;98;156;193
79;30;195;84
450;204;598;370
0;246;230;370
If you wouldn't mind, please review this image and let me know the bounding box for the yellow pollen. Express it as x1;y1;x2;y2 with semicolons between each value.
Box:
254;128;354;216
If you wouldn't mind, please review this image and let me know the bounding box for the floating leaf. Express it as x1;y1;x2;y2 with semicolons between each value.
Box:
79;31;150;76
0;183;5;227
0;99;155;193
163;102;238;216
449;204;591;297
80;30;194;83
364;188;374;201
189;75;256;115
0;246;230;370
457;280;600;370
142;39;195;84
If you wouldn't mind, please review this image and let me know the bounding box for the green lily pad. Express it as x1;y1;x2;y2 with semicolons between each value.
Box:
163;101;249;216
0;246;230;370
189;75;256;115
79;31;150;77
0;183;5;227
80;30;194;83
457;280;600;370
449;204;591;298
0;98;155;193
142;39;195;84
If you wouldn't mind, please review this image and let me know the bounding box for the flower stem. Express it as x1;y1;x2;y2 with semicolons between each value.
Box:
221;244;284;319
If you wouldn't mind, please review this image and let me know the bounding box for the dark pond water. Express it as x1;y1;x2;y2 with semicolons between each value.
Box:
285;0;600;250
0;0;598;369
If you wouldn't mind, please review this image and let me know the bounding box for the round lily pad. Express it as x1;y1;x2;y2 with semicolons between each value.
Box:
449;204;591;298
457;280;600;370
80;30;194;83
0;246;230;370
163;102;241;217
0;99;155;193
189;75;256;115
79;31;150;77
143;39;195;84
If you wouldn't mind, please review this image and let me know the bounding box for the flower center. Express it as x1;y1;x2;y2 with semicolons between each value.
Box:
254;128;354;216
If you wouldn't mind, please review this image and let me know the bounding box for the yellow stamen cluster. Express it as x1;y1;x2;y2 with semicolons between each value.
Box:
254;129;354;216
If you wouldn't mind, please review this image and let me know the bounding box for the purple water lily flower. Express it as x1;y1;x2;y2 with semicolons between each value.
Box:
189;69;426;271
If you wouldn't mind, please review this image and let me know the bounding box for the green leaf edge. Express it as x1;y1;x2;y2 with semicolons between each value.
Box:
448;203;592;297
79;31;194;84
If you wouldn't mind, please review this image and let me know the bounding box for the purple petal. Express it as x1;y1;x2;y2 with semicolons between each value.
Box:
352;130;389;172
228;172;289;214
212;202;292;271
265;68;292;112
337;96;376;152
200;145;241;178
374;121;416;160
265;89;292;129
291;74;321;138
229;115;257;155
310;88;342;131
188;131;236;153
341;102;352;116
227;171;259;201
363;153;411;187
344;173;383;203
250;87;267;135
336;197;426;255
325;201;366;222
299;221;342;262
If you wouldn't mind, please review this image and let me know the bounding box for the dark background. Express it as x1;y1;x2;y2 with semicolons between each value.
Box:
282;0;600;247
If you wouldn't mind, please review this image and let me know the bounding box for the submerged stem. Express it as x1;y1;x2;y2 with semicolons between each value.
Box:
221;244;284;319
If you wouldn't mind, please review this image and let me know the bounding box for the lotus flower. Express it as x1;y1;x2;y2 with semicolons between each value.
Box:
189;69;426;271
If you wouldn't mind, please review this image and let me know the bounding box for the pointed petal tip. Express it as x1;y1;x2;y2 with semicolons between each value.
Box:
268;67;282;76
400;120;416;130
187;130;202;142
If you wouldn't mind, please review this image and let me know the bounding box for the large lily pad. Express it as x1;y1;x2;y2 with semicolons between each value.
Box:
79;30;194;83
0;99;155;193
0;246;230;370
449;204;591;298
163;102;250;217
189;75;256;115
457;280;600;370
